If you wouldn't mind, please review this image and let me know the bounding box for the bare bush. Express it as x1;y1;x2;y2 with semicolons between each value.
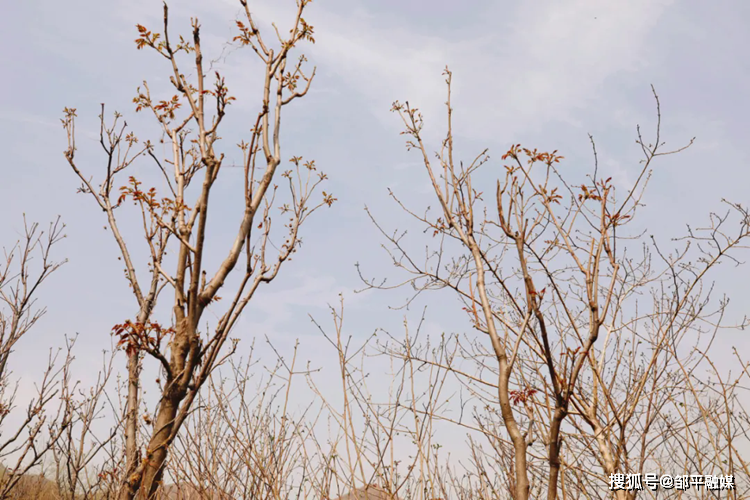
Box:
0;218;75;497
0;218;126;500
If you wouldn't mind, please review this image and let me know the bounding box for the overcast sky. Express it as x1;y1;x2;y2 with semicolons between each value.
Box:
1;0;749;462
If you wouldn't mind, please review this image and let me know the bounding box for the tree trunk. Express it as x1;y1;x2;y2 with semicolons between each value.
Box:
137;317;198;499
139;398;179;498
547;408;567;500
118;353;141;500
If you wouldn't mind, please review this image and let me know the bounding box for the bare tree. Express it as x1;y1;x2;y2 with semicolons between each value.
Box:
61;0;331;497
358;68;750;499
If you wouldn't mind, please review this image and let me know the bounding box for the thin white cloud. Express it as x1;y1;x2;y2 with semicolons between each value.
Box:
284;0;678;142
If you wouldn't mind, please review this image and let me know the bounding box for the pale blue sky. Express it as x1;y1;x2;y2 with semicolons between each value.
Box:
1;0;749;459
